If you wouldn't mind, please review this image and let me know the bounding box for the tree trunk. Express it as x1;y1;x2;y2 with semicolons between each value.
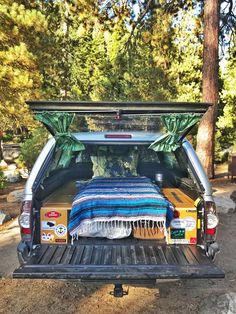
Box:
196;0;220;178
0;139;3;161
0;130;3;161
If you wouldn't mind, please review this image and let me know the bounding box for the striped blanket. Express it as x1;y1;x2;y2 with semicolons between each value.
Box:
68;176;172;239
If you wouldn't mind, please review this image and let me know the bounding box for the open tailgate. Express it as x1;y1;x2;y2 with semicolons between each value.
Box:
13;241;224;281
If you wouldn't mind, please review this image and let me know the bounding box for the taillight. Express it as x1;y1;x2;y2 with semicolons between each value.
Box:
21;227;32;235
19;200;32;241
207;213;219;229
19;212;30;228
206;228;216;235
204;201;218;236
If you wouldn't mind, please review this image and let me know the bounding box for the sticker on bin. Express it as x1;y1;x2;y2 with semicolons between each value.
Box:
41;220;56;230
41;232;54;242
170;219;186;229
45;211;61;218
55;224;67;237
170;228;185;239
190;237;197;244
184;216;196;231
55;238;67;243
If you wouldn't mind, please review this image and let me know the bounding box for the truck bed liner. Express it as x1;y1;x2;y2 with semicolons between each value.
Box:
13;240;224;281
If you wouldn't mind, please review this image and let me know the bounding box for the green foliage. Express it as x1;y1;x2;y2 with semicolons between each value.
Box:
0;171;7;189
216;38;236;156
37;1;176;102
0;0;234;165
0;1;47;131
170;9;203;101
19;128;49;171
0;0;204;108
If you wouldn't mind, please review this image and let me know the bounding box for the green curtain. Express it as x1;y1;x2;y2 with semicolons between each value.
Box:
35;112;85;168
149;114;201;152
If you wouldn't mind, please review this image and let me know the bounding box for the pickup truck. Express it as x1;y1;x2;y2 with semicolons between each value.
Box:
13;101;224;297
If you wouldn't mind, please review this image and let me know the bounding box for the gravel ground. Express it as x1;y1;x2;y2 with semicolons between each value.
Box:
0;179;236;314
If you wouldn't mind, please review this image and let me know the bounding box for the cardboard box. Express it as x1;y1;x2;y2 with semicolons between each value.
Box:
133;227;165;240
163;188;197;245
40;190;74;244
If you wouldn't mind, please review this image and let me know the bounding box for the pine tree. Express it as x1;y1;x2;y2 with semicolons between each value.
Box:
217;39;236;152
0;1;47;131
170;8;203;102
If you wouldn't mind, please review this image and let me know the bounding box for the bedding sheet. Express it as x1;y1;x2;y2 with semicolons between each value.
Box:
68;176;173;239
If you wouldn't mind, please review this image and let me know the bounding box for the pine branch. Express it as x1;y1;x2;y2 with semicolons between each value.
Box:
125;0;153;47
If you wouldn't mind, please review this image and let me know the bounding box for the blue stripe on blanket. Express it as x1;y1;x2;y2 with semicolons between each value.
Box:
70;208;167;221
72;210;166;223
72;199;167;209
68;176;173;236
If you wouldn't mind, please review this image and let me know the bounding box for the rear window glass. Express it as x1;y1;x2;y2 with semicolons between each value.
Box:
70;115;165;132
44;144;195;188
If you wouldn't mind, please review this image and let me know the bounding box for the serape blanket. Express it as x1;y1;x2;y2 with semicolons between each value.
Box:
68;176;173;239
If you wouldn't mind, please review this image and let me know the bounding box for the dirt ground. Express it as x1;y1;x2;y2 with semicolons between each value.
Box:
0;177;236;314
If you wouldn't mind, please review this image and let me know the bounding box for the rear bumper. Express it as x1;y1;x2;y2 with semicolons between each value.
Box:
14;241;224;280
14;264;224;281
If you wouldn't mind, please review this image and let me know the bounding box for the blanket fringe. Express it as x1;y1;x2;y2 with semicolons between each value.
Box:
70;218;166;243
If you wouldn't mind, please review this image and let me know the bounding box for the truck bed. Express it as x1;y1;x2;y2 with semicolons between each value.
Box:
15;181;224;281
13;238;224;281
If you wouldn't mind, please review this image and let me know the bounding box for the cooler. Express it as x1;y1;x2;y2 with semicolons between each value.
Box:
40;182;75;244
163;188;197;245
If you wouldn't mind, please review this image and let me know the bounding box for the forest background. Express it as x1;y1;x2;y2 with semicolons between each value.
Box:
0;0;235;177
